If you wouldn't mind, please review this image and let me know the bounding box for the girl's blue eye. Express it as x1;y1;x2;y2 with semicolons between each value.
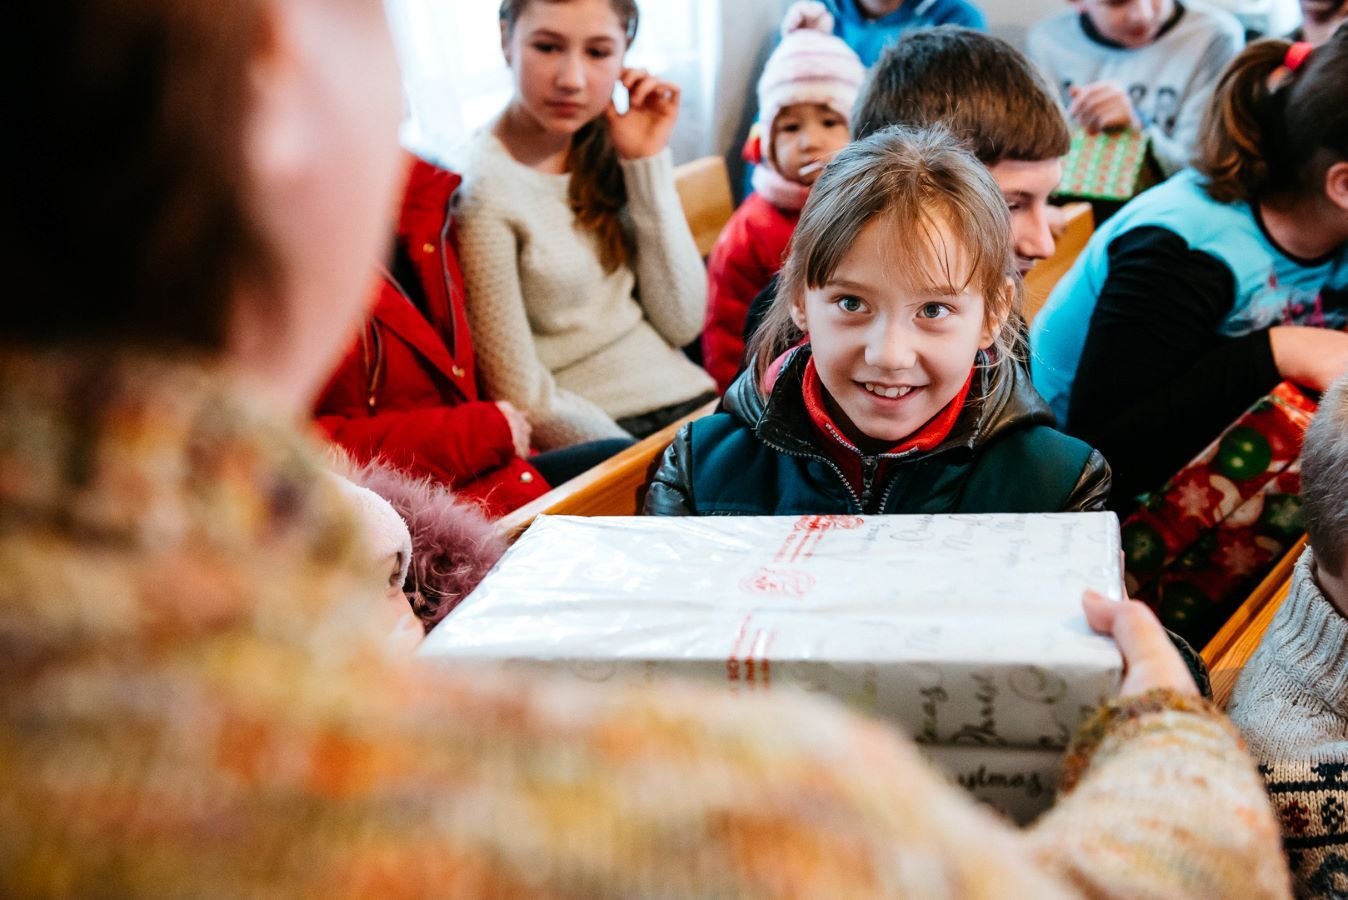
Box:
918;302;950;320
837;296;864;313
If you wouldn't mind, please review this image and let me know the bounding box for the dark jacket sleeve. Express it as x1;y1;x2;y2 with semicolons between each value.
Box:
642;425;696;516
1067;226;1282;502
1062;449;1112;512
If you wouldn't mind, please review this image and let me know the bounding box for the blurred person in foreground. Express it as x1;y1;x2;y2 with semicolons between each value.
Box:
0;0;1290;896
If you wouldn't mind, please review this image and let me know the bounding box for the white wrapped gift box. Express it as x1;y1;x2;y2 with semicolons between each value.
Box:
919;744;1066;825
421;512;1124;754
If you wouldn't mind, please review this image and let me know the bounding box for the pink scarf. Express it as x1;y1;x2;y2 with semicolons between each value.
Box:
751;163;811;213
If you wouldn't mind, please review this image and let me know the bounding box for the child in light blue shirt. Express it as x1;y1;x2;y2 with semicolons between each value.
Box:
825;0;986;65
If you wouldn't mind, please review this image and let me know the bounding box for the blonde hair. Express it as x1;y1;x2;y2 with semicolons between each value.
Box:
749;125;1022;383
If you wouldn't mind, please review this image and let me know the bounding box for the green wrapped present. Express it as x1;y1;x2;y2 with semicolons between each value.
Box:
1056;128;1158;202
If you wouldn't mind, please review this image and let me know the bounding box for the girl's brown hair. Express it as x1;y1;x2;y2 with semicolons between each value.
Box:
1196;31;1348;204
499;0;640;274
6;0;274;350
749;125;1022;384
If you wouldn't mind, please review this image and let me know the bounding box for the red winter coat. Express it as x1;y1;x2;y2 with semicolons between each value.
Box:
315;159;550;519
701;193;799;393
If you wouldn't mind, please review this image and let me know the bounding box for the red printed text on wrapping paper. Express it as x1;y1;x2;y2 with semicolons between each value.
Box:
773;514;864;563
726;614;777;694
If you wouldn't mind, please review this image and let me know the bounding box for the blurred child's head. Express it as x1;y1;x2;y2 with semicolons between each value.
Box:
329;472;414;616
1076;0;1176;50
753;126;1019;446
854;27;1071;276
1299;0;1348;44
753;2;864;187
1301;374;1348;607
1197;32;1348;211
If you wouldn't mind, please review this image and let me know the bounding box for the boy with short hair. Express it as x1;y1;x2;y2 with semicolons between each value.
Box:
1228;373;1348;897
1027;0;1244;175
851;26;1071;279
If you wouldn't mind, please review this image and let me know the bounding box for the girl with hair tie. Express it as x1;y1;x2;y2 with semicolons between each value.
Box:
453;0;717;449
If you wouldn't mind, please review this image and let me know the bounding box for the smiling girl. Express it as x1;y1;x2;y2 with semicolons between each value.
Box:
453;0;716;449
645;126;1110;516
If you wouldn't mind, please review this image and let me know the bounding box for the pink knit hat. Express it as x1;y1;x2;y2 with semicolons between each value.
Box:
753;1;865;175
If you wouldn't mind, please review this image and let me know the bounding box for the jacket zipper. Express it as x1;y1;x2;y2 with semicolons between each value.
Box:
860;456;878;508
764;442;865;512
759;432;924;514
362;322;384;413
435;216;460;359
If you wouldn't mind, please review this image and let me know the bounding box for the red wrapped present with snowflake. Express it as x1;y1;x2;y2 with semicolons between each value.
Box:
1122;382;1317;646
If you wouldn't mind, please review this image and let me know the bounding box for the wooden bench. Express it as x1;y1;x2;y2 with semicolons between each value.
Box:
674;156;735;257
1201;535;1307;708
496;398;719;542
1024;202;1094;324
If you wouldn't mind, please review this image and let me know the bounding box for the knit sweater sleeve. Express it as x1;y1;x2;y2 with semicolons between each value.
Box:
454;162;632;449
1027;690;1289;898
1228;552;1348;898
621;150;707;349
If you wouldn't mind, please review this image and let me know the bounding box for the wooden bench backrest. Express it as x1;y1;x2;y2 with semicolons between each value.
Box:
1024;202;1094;324
1202;535;1307;708
496;398;719;542
674;156;735;257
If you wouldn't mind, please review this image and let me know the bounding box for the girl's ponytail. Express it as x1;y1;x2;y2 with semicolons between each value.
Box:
1196;32;1348;204
568;117;633;274
1195;40;1289;203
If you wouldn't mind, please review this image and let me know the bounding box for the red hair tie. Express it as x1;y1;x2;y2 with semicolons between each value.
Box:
1285;41;1314;73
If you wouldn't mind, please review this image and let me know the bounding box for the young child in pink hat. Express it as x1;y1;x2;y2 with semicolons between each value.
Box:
702;1;864;393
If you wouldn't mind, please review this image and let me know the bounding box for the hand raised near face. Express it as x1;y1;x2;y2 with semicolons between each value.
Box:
605;67;680;161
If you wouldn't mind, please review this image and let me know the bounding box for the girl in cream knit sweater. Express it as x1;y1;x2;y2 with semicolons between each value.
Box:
454;0;715;449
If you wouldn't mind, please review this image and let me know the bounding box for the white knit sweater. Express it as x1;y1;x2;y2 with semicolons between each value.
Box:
452;131;714;450
1229;548;1348;899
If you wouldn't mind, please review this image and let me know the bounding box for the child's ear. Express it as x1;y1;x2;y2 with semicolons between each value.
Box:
1325;161;1348;216
979;278;1014;350
500;23;512;64
789;294;809;334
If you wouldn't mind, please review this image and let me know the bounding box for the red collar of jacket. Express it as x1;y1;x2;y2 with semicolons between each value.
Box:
797;355;974;499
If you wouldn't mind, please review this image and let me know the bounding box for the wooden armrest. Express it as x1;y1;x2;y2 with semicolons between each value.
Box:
1023;202;1093;324
1202;535;1307;709
496;398;719;542
674;156;735;257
